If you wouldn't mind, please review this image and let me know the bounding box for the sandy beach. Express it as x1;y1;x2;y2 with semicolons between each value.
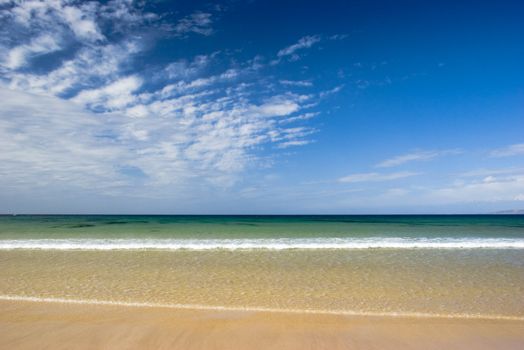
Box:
1;299;524;350
1;216;523;349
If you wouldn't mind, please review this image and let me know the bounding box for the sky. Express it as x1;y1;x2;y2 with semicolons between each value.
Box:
0;0;523;214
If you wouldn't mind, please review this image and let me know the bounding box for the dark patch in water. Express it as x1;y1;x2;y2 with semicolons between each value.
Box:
70;224;96;228
104;220;149;225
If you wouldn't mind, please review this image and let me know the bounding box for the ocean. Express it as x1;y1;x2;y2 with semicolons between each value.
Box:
1;215;523;319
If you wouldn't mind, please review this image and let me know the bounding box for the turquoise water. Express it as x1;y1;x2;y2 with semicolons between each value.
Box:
0;215;523;249
1;214;524;238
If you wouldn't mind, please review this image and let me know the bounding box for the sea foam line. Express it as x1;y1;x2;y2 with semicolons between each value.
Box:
0;237;524;250
1;295;523;321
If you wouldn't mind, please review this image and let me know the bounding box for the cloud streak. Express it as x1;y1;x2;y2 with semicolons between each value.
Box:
376;149;461;168
277;35;321;57
338;171;420;183
273;35;321;64
173;12;213;36
489;143;524;157
427;174;524;203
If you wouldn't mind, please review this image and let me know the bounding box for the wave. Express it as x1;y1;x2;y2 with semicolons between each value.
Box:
0;295;523;321
0;237;524;250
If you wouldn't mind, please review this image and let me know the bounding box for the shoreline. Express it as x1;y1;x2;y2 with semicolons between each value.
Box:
1;299;524;350
1;295;523;322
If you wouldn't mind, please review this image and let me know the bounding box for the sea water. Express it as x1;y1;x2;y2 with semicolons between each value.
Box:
1;215;523;319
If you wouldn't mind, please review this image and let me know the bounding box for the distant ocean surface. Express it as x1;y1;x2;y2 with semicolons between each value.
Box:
1;215;524;319
1;214;524;249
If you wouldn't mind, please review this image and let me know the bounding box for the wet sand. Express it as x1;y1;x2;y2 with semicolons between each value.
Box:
1;299;523;350
3;249;524;318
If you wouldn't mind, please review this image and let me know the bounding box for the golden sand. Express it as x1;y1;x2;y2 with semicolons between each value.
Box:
1;299;523;350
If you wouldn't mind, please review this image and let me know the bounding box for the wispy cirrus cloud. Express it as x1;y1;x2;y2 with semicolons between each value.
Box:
272;35;321;64
173;12;213;37
338;171;420;183
376;149;461;168
279;79;313;87
426;174;524;203
162;54;213;80
489;143;524;157
0;1;337;197
277;35;321;57
458;167;524;177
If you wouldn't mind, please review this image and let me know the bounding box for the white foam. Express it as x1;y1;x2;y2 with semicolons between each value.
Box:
1;295;523;321
0;237;523;250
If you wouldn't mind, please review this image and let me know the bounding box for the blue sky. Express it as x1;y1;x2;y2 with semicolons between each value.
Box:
0;0;523;214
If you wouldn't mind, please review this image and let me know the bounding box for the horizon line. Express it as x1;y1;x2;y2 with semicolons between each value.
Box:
1;213;523;216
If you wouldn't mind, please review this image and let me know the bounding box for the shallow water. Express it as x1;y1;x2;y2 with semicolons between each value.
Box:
1;215;523;318
1;249;523;318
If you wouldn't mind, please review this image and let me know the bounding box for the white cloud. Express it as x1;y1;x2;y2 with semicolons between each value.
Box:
458;167;524;177
0;1;321;199
72;75;143;110
163;55;212;80
277;140;312;148
2;34;62;69
0;0;131;54
489;143;524;157
327;172;524;210
62;3;105;41
376;149;460;168
3;0;146;96
427;174;524;203
514;194;524;201
277;35;321;58
329;34;349;40
338;171;420;183
252;97;300;117
279;80;313;87
6;41;140;95
125;104;149;119
279;112;319;124
0;87;125;191
383;188;409;196
0;80;316;193
319;85;344;98
173;12;213;36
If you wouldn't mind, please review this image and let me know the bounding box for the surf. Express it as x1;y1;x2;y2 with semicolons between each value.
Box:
1;237;523;250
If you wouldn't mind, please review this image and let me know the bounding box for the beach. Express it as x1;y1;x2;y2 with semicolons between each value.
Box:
1;215;524;348
2;299;524;350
